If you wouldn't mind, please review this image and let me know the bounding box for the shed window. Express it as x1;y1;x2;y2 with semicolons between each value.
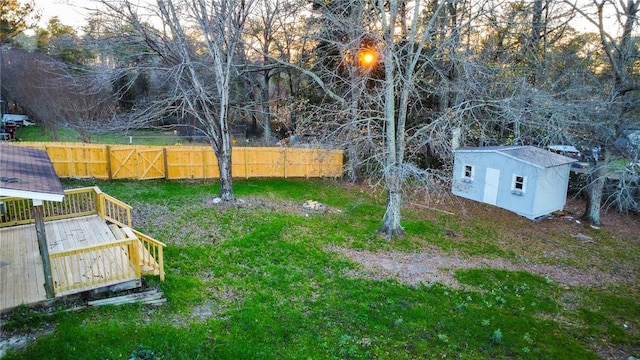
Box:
514;176;525;190
511;174;527;195
462;164;474;182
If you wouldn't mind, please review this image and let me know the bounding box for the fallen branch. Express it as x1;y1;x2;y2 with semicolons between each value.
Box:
409;203;456;216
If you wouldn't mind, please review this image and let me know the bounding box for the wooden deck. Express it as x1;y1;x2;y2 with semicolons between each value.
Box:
0;215;137;312
0;187;165;313
47;215;118;251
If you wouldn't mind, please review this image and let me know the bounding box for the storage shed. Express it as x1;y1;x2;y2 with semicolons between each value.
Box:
451;146;577;219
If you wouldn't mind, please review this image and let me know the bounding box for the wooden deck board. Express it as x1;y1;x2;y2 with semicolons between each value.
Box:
0;215;141;313
26;228;45;305
0;224;47;312
1;227;16;309
14;227;27;307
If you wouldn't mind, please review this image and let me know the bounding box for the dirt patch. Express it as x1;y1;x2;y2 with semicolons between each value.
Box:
190;286;243;322
331;190;639;289
329;246;632;288
0;326;54;358
421;194;640;244
596;344;640;360
202;196;341;215
133;197;339;224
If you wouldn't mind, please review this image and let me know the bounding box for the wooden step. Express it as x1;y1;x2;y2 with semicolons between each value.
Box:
108;224;160;275
108;224;126;240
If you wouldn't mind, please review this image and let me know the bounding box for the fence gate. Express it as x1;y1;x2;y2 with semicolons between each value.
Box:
137;147;165;179
109;147;138;179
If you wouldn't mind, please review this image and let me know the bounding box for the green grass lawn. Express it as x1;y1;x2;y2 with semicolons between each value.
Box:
2;179;639;359
14;126;193;145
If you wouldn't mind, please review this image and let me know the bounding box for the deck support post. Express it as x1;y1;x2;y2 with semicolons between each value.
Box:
33;201;55;299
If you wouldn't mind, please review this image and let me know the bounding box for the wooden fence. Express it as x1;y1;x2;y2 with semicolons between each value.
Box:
14;142;343;180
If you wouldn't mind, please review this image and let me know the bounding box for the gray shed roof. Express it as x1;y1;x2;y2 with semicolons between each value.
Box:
0;143;64;202
456;146;577;169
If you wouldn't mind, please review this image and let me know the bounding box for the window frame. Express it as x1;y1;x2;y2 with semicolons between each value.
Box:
462;164;475;182
511;174;527;195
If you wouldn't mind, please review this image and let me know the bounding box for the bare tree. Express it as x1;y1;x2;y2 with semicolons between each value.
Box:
49;68;128;143
1;48;130;142
283;0;461;237
244;0;306;144
305;0;381;183
97;0;254;201
562;0;640;225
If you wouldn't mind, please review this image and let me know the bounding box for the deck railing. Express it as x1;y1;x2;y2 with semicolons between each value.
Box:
0;198;33;227
43;188;99;221
0;187;131;228
94;188;132;227
131;228;166;281
49;238;141;295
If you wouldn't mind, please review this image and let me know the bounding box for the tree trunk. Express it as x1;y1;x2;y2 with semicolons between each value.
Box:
47;122;59;141
582;164;604;226
259;72;272;144
378;168;405;238
216;99;234;201
216;146;235;201
344;88;362;183
377;1;404;239
344;145;360;183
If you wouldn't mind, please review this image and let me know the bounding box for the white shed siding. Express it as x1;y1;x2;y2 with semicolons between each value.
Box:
454;152;539;216
531;164;572;217
452;152;484;201
496;160;538;218
453;152;508;202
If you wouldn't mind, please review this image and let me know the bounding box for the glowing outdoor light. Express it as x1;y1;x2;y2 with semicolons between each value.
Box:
358;48;377;68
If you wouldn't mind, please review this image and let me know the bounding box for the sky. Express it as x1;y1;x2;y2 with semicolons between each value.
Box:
23;0;609;34
24;0;89;29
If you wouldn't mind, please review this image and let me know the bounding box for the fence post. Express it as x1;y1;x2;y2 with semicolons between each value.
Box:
135;145;141;180
244;147;249;179
304;150;313;179
65;145;73;178
203;147;208;179
283;147;287;178
105;145;113;180
163;147;169;180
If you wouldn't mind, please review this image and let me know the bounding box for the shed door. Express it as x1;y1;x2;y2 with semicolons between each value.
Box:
483;168;500;205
